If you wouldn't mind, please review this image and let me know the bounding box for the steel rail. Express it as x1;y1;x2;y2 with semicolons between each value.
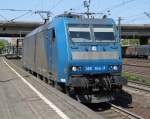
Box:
107;102;144;119
123;64;150;68
127;81;150;93
128;80;150;87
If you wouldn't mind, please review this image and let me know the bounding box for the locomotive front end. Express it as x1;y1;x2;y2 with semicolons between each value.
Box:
65;18;127;102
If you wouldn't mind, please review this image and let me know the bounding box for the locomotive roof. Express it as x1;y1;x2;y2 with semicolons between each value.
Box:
26;15;115;37
26;23;48;37
53;16;115;25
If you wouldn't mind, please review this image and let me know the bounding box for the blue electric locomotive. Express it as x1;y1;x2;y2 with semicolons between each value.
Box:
23;14;127;103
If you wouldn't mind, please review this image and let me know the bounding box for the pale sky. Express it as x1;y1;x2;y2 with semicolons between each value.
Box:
0;0;149;24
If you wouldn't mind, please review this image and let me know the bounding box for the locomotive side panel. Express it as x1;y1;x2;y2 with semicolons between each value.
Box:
55;21;70;83
49;28;59;81
35;29;50;78
23;35;36;71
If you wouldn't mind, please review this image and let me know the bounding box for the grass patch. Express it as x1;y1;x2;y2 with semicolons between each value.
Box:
122;72;150;85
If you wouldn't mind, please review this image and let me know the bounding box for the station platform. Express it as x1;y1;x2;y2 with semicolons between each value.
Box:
0;57;105;119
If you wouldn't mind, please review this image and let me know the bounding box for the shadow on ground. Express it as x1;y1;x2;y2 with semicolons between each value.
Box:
111;90;132;108
83;90;132;111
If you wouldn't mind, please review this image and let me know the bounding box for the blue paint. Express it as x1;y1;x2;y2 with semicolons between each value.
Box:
23;14;122;84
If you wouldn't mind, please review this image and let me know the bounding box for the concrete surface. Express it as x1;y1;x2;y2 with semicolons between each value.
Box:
0;57;105;119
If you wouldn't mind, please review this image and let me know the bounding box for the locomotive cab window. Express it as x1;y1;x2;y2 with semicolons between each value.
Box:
93;27;115;42
68;26;92;43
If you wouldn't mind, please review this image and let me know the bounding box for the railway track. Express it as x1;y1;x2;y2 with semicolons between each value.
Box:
123;58;150;63
127;80;150;93
109;102;143;119
123;65;150;78
7;59;147;119
123;70;150;78
123;64;150;68
123;58;150;67
94;102;144;119
123;59;150;78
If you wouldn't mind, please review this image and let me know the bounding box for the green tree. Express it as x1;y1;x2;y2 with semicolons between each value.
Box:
121;39;140;46
0;39;8;48
0;40;8;54
0;41;5;49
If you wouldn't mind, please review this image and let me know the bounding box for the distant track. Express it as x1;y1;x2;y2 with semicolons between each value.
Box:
123;58;150;63
123;64;150;68
123;58;150;67
123;65;150;78
127;80;150;93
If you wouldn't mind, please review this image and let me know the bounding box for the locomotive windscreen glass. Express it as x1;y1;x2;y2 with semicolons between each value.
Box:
69;27;91;42
93;28;115;42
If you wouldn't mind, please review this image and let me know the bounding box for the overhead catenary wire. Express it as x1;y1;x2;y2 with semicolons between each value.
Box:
9;11;32;22
124;15;146;23
128;17;145;23
0;8;51;22
69;4;85;12
119;12;150;23
123;12;145;19
0;1;148;24
0;8;32;12
0;0;67;22
144;12;150;18
101;0;135;13
0;9;33;22
50;0;65;11
0;13;8;21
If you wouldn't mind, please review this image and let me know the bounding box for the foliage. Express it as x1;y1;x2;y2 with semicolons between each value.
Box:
122;72;150;85
0;42;5;49
121;39;140;46
0;39;8;49
148;39;150;45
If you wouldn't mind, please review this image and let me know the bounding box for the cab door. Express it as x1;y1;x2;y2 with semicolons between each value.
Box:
50;28;57;81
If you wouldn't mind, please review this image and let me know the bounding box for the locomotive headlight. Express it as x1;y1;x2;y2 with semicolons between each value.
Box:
72;66;81;71
109;65;120;71
113;66;118;71
72;66;77;71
